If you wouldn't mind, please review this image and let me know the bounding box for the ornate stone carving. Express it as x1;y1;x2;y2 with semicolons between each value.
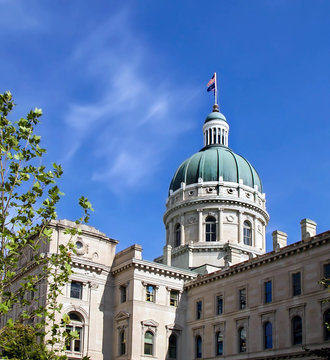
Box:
188;216;196;224
226;215;234;222
89;281;99;290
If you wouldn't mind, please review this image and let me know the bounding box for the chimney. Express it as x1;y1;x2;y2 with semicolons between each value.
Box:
272;230;287;250
300;218;317;240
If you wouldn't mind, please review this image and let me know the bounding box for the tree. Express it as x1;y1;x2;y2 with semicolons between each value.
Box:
0;91;93;359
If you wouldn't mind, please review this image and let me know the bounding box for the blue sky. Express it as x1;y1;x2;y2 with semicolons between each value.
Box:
1;0;329;260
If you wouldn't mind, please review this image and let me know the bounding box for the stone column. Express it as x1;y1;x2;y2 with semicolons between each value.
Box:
198;209;203;242
180;215;185;245
253;216;257;248
218;208;223;242
169;221;174;247
238;211;243;244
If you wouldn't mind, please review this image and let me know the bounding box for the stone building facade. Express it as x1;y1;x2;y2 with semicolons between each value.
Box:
3;104;330;359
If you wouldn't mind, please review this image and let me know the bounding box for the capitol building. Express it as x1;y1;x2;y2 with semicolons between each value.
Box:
11;102;330;359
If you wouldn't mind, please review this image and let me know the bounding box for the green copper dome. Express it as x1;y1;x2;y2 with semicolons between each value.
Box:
204;111;227;123
169;145;262;193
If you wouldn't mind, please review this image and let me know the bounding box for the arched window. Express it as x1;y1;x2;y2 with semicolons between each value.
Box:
292;316;302;345
264;322;272;349
195;335;202;358
66;312;83;354
243;221;252;245
215;331;223;355
119;330;126;355
144;331;154;356
238;327;247;353
175;223;181;247
168;333;177;359
205;216;216;242
324;309;330;341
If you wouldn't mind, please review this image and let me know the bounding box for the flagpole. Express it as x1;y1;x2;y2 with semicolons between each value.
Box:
214;72;217;105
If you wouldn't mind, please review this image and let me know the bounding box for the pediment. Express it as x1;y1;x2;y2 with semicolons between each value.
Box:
115;311;130;321
141;319;159;327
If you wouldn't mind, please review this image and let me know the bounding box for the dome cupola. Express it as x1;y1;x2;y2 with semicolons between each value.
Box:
202;104;229;147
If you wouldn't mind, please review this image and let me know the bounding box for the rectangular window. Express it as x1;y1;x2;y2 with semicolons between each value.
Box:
264;281;272;303
70;281;82;299
170;290;179;307
120;285;127;303
239;288;246;310
216;295;223;315
196;300;202;319
146;285;155;302
292;272;301;296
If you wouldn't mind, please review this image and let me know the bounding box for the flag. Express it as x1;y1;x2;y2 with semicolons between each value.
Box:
207;74;215;92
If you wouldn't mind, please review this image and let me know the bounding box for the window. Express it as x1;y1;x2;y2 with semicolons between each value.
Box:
175;223;181;247
144;331;154;355
238;327;247;353
168;334;177;359
119;330;126;355
243;221;252;245
264;281;272;303
66;313;83;354
292;272;301;296
196;300;202;319
292;316;302;345
239;288;247;310
264;322;272;349
324;309;330;341
120;285;127;303
195;335;202;358
216;295;223;315
205;216;216;242
170;290;179;307
146;285;155;302
215;331;223;355
70;281;82;299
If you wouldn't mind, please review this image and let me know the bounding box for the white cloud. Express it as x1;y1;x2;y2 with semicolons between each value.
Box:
63;9;199;193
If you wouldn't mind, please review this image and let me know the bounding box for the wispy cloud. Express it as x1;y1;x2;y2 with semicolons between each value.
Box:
63;9;199;193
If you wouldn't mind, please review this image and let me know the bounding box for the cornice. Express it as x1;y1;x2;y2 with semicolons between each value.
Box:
171;242;263;258
71;256;111;274
49;220;118;244
112;258;197;281
185;231;330;290
164;198;269;223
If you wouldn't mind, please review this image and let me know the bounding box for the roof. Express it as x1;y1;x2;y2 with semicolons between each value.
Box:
169;145;263;193
184;230;330;290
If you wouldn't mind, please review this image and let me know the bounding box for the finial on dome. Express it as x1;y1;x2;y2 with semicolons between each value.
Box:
213;104;219;112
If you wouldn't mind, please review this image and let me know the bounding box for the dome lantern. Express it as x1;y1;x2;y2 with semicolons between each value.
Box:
202;104;229;147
